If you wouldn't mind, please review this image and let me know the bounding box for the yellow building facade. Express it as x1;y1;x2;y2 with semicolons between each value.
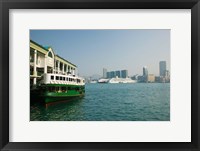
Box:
30;40;77;86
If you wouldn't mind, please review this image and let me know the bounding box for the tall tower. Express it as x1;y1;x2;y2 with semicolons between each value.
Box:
159;61;167;76
103;68;107;78
121;70;128;78
143;66;148;76
116;70;121;78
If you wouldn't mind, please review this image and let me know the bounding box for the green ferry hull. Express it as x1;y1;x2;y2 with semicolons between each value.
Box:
41;93;85;104
31;84;85;104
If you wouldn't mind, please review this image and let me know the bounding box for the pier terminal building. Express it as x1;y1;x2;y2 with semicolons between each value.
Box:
30;40;77;87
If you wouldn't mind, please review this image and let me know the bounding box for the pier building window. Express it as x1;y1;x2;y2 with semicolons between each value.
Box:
30;48;35;62
48;52;53;58
51;76;54;80
64;65;67;72
47;67;53;73
56;76;59;80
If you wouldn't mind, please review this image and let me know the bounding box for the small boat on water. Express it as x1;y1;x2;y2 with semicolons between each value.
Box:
31;73;85;104
98;78;109;83
90;80;98;83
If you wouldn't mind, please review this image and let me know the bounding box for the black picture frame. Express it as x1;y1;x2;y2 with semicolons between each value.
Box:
0;0;200;151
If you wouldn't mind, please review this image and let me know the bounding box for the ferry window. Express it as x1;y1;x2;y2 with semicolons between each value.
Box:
63;77;65;81
60;77;63;80
51;76;54;80
52;87;55;91
56;87;59;92
66;77;68;81
61;87;66;92
56;76;59;80
48;87;53;92
41;87;46;92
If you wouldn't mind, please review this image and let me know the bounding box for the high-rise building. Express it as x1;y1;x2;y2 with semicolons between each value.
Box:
103;68;107;78
121;70;128;78
116;70;121;78
110;71;116;78
159;61;167;76
143;66;148;76
106;72;110;79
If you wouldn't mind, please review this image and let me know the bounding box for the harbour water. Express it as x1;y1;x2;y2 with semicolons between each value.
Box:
30;83;170;121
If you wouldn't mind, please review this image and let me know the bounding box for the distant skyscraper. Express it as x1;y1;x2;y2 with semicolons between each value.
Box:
143;66;148;76
103;68;107;78
106;72;111;79
121;70;128;78
159;61;167;76
116;70;121;78
110;71;116;78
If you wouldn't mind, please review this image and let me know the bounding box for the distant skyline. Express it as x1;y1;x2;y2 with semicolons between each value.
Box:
30;29;170;77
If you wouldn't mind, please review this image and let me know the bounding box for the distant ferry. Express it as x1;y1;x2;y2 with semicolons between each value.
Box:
31;73;85;104
108;77;137;83
97;77;137;83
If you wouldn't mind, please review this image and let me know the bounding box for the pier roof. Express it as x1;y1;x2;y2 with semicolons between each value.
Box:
30;40;77;68
30;40;49;52
55;55;77;68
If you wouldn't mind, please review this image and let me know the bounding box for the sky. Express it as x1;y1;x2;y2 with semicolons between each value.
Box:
30;30;170;77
